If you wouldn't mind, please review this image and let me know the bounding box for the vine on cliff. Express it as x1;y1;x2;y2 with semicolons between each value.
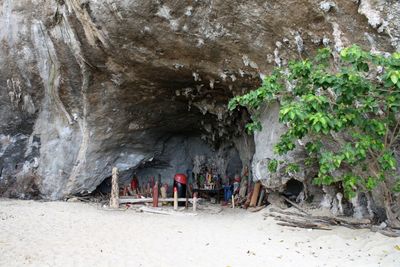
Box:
229;45;400;226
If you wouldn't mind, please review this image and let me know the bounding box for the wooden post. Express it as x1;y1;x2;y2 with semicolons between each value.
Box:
173;187;178;211
160;185;167;206
250;181;261;207
232;195;235;209
185;183;189;209
110;167;119;208
193;192;198;212
239;180;248;199
244;189;253;209
153;182;159;207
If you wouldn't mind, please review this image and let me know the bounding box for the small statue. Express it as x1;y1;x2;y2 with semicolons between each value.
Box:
199;175;205;189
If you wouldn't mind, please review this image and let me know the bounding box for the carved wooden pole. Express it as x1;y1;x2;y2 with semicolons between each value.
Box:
160;184;167;206
153;182;159;207
193;192;198;212
110;167;119;208
173;187;178;211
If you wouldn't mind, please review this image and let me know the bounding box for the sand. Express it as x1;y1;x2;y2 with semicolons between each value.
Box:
0;198;399;267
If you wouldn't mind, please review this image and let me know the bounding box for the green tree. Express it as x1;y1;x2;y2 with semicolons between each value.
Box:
229;45;400;227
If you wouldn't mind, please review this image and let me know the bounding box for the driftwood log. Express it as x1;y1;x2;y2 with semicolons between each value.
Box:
248;205;266;213
264;207;400;237
281;196;310;215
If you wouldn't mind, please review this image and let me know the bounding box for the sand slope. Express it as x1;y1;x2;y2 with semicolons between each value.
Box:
0;199;399;267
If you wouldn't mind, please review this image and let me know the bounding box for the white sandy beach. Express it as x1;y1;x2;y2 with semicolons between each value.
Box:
0;198;399;267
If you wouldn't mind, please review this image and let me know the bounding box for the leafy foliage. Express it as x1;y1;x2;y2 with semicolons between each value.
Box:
229;45;400;198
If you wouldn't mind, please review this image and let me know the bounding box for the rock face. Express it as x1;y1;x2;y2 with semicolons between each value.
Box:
252;103;308;190
0;0;398;199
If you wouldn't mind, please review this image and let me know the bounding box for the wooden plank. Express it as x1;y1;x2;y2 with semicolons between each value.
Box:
139;206;198;216
119;197;201;204
281;195;310;215
277;222;332;231
249;181;261;207
139;206;173;215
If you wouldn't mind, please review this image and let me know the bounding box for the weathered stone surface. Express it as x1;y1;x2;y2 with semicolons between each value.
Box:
0;0;397;199
252;103;309;192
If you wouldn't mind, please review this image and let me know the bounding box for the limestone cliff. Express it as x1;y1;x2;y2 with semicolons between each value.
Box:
0;0;398;199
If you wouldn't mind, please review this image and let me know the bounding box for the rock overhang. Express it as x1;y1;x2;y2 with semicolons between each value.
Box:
0;0;398;199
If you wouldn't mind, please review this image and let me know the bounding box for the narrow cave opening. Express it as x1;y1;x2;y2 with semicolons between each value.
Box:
282;179;304;202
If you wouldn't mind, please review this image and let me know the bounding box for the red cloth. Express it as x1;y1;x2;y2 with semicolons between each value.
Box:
130;177;138;189
174;173;187;185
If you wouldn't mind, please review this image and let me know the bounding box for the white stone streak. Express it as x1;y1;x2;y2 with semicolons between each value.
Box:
319;1;336;13
242;55;258;69
31;21;73;125
331;22;344;52
358;0;383;29
156;5;179;31
65;0;109;48
58;9;92;195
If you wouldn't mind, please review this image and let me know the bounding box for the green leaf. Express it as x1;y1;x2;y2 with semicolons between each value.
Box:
390;73;399;84
228;45;400;200
394;179;400;193
313;123;321;132
365;177;378;191
228;98;238;110
268;159;278;173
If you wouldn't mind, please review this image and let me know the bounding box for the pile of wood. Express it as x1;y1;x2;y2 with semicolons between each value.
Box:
234;180;267;212
264;207;400;237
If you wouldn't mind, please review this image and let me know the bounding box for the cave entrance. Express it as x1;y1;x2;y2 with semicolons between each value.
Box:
123;133;244;202
93;67;258;207
96;133;245;206
94;98;252;205
282;179;304;202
